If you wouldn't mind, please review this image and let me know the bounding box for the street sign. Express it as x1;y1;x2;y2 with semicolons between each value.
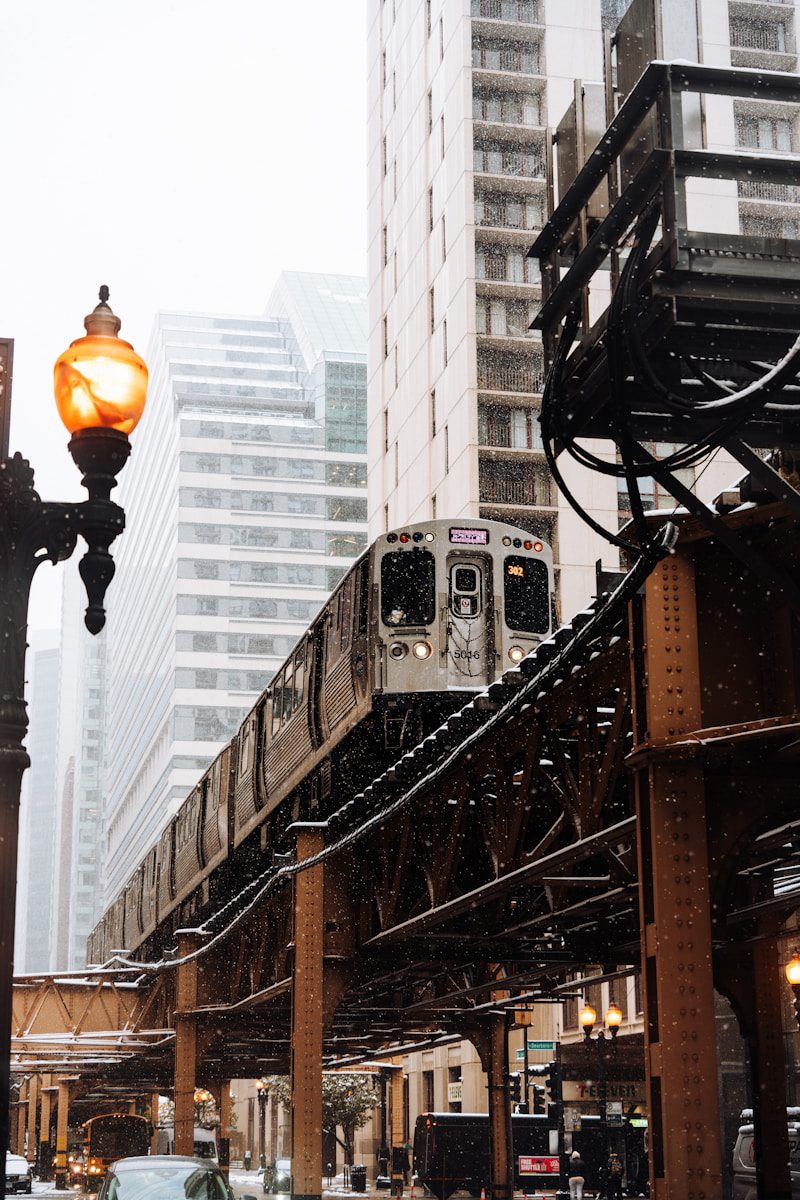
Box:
518;1156;559;1176
515;1040;555;1059
607;1101;623;1126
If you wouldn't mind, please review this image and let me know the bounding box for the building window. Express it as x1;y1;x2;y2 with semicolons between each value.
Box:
473;90;542;126
382;135;388;175
394;441;399;486
442;317;448;366
476;297;536;337
430;388;436;438
381;49;386;90
479;457;552;506
479;403;543;450
383;315;389;358
427;89;433;134
730;17;787;53
736;113;793;152
426;0;431;37
384;408;389;452
472;36;542;74
616;442;696;519
392;69;397;111
394;344;399;389
393;159;398;199
440;113;446;159
431;493;437;519
475;191;544;230
423;1070;434;1112
428;186;434;232
439;16;444;61
382;224;388;266
441;214;446;260
477;349;544;392
444;423;449;473
429;286;436;333
393;250;398;291
384;503;390;532
473;140;545;178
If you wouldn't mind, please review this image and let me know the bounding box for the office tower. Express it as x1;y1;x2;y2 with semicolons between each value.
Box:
15;637;60;973
101;273;368;904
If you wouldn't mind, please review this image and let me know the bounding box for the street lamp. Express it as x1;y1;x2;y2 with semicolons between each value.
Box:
579;1001;622;1191
257;1080;269;1170
0;288;146;1199
785;952;800;1032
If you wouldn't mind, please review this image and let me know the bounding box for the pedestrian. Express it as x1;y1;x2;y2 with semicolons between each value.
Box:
607;1152;624;1200
568;1149;586;1200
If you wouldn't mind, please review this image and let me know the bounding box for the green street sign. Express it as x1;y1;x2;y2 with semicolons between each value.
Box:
515;1040;555;1059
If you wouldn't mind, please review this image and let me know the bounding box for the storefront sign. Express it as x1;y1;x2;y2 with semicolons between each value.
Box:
562;1080;644;1103
447;1081;462;1103
518;1156;560;1175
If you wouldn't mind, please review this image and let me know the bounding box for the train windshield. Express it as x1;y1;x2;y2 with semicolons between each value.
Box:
504;556;550;633
381;550;436;626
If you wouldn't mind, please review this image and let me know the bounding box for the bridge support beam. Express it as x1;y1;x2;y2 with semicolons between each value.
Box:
26;1074;38;1166
150;1093;160;1155
54;1079;70;1190
390;1064;405;1196
174;932;200;1157
464;1011;513;1200
632;552;723;1200
16;1080;27;1156
39;1077;52;1180
218;1082;232;1178
290;822;326;1200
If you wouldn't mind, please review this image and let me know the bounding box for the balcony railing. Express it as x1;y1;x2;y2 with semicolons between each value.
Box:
474;147;546;179
472;43;542;74
477;360;544;392
730;19;790;52
471;0;541;22
739;179;800;204
479;463;551;506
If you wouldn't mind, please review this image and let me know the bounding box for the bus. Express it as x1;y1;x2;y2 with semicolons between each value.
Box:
82;1114;149;1188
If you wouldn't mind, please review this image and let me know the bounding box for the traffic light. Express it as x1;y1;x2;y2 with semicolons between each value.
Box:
544;1060;561;1125
508;1073;522;1104
532;1084;545;1115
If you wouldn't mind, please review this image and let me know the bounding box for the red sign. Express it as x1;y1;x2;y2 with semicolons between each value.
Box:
518;1156;560;1175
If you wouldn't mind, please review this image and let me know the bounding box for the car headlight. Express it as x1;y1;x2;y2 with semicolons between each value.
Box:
412;640;432;660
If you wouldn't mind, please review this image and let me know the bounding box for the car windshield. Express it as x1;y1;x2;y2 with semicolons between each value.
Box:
105;1164;230;1200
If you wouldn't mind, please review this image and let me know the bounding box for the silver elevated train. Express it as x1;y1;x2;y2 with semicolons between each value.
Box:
88;519;554;962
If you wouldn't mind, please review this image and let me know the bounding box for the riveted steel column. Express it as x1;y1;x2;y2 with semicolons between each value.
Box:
39;1077;52;1180
174;932;200;1157
631;550;723;1200
150;1093;160;1155
483;1013;513;1200
750;939;791;1199
54;1080;70;1190
16;1080;27;1156
390;1065;405;1196
290;822;326;1200
219;1083;232;1178
26;1074;38;1167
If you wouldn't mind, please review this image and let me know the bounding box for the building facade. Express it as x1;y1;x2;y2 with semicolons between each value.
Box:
15;638;60;974
365;0;798;1157
101;273;368;904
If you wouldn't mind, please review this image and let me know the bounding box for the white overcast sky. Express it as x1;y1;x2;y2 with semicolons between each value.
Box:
0;0;367;634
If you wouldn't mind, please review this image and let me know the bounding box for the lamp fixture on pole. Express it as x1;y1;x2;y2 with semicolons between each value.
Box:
785;952;800;1033
0;289;146;1200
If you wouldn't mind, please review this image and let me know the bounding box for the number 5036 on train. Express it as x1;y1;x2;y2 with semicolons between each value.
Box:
88;519;554;962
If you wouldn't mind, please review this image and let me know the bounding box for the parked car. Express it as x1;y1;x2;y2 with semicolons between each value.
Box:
97;1156;259;1200
732;1109;800;1200
260;1157;292;1194
5;1153;32;1195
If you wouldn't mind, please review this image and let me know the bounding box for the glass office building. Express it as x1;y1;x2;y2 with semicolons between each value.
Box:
102;273;367;903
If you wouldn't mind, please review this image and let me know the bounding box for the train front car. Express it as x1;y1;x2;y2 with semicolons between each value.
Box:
376;518;553;703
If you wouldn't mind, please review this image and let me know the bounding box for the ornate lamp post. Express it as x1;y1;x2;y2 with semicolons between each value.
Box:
784;952;800;1032
579;1001;623;1194
257;1079;269;1170
0;288;146;1198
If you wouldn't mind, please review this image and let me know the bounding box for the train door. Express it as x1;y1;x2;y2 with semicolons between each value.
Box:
446;553;494;688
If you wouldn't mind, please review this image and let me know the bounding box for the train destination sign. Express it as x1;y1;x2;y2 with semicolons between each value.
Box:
449;527;489;544
518;1157;560;1176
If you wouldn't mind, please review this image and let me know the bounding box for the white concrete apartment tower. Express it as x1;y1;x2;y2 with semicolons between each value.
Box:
368;0;612;618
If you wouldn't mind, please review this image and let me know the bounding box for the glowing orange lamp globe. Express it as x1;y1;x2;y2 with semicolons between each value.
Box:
54;286;147;435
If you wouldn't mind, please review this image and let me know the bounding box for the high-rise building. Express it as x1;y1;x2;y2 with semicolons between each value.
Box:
101;273;368;903
363;0;796;1148
15;637;60;973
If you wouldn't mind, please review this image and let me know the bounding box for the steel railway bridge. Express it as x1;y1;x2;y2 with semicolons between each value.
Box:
10;60;800;1200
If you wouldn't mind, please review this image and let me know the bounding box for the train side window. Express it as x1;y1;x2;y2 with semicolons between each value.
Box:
504;556;550;633
271;675;284;736
356;561;369;635
293;647;305;710
283;663;294;722
381;550;436;626
239;727;251;775
340;576;354;650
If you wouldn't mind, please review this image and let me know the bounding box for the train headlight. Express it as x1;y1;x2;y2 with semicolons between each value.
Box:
413;640;433;660
508;646;525;664
389;642;408;659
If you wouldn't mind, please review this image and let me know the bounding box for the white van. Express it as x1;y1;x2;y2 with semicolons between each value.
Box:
155;1125;218;1161
732;1109;800;1200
